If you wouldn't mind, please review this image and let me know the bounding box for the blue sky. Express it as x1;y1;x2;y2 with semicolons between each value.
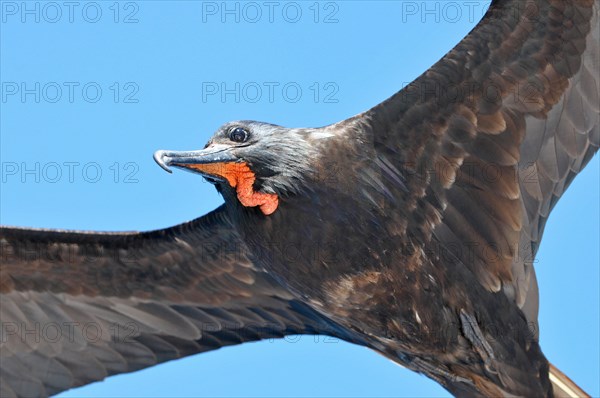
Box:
1;1;598;397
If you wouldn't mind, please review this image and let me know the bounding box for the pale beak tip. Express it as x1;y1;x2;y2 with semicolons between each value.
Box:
153;150;173;173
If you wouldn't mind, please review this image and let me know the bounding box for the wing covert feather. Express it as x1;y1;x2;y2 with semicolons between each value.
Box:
363;0;598;325
0;206;340;397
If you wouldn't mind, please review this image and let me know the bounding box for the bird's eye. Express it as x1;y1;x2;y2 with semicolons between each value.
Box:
229;127;248;143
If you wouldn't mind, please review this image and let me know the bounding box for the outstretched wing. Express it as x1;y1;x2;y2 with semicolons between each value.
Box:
365;0;598;326
0;206;342;397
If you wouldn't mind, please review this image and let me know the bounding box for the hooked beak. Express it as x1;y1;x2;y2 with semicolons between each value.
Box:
153;145;239;182
154;144;280;215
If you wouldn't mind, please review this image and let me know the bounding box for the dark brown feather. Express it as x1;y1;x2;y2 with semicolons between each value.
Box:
359;0;598;395
0;207;344;397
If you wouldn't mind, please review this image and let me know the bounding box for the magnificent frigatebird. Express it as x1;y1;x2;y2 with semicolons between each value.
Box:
1;0;598;397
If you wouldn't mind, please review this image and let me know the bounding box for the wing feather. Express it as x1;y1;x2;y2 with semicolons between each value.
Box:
0;206;341;397
363;0;598;326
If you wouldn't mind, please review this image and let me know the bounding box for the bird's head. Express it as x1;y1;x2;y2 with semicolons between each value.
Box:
154;121;327;215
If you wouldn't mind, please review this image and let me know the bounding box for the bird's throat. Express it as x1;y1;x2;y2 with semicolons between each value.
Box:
183;162;279;215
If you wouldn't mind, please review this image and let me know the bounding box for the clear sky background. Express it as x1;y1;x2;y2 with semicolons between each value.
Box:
1;1;598;397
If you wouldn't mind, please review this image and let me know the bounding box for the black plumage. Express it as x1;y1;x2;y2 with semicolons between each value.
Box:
1;1;598;396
